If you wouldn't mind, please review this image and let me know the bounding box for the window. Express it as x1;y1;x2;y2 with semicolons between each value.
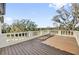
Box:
0;3;5;15
0;16;4;23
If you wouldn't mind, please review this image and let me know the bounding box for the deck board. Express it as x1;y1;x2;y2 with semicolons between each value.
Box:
43;35;79;54
0;36;73;55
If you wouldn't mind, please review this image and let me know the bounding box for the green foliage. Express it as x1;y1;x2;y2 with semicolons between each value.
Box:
2;23;11;33
2;19;37;33
52;4;79;30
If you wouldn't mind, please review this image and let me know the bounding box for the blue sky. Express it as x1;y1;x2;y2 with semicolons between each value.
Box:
5;3;70;27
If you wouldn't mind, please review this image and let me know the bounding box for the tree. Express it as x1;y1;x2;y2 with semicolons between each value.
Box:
2;23;11;33
52;4;79;30
2;19;37;33
72;3;79;30
26;20;37;31
10;19;37;32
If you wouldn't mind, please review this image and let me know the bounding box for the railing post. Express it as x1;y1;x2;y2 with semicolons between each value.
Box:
73;31;79;46
40;31;43;36
47;30;50;34
28;31;31;37
58;30;61;35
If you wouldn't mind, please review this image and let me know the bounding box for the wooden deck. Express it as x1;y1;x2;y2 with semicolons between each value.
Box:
43;35;79;54
0;36;73;55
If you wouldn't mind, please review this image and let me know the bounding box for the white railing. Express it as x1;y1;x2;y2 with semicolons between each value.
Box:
0;30;79;48
0;30;50;48
49;30;73;37
49;30;79;46
73;31;79;46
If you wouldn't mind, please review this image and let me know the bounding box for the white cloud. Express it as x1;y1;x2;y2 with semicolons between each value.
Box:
4;17;13;25
49;4;54;8
49;3;67;10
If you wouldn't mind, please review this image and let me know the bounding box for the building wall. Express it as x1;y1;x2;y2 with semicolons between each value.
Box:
0;3;5;34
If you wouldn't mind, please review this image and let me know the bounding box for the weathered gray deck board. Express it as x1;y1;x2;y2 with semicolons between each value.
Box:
0;37;73;55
